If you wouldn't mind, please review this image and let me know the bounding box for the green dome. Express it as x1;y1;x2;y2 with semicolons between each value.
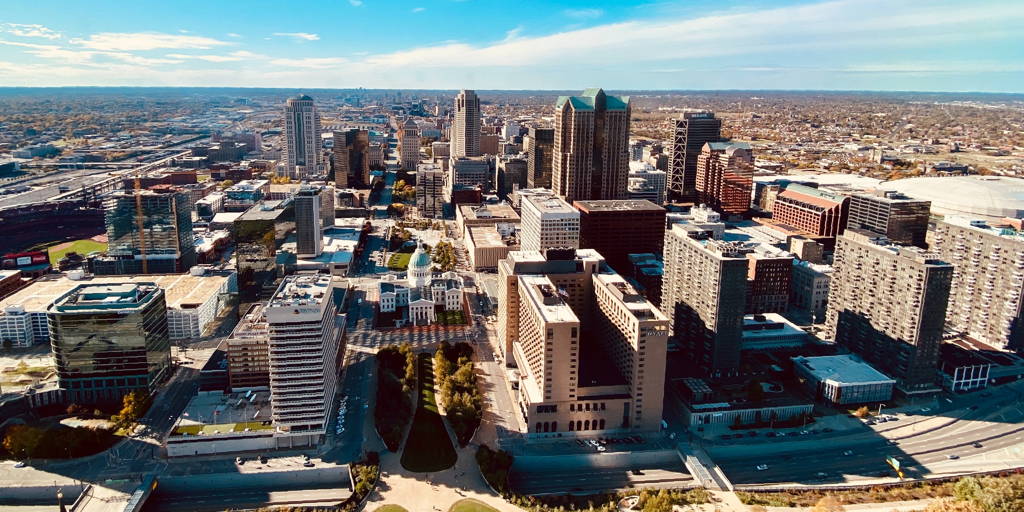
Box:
411;249;431;268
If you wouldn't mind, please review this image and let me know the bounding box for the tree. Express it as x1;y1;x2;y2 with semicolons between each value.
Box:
219;179;234;189
853;406;870;418
113;390;151;429
3;425;44;459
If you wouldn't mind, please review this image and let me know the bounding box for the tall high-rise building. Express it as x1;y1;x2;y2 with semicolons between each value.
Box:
332;129;370;187
661;225;748;375
265;274;344;446
48;282;171;404
847;190;931;248
96;190;196;275
416;162;445;219
574;199;666;275
627;163;667;205
552;88;631;202
283;95;323;178
520;192;580;253
295;186;323;258
745;245;794;314
498;248;667;434
452;90;481;158
772;184;850;238
399;119;421;171
227;303;270;391
526;127;554;189
932;217;1024;351
669;111;723;201
695;142;754;216
826;230;952;394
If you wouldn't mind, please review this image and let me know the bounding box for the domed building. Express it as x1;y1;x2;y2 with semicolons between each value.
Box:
377;238;465;326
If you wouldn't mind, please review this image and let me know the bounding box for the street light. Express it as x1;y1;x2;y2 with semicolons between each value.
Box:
878;403;885;417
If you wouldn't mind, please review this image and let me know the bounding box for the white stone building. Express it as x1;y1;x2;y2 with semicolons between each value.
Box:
377;241;464;325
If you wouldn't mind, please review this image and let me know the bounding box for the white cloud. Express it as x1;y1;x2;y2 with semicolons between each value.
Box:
411;7;426;13
349;0;363;5
70;32;230;51
226;33;242;38
1;23;62;40
563;8;603;19
166;50;265;62
270;57;348;69
272;32;320;41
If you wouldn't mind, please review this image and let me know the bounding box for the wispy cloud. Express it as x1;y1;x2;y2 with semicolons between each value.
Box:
70;32;230;51
226;32;242;38
349;0;363;5
563;8;603;19
166;50;265;62
411;7;426;13
1;23;62;40
270;57;348;69
272;32;320;41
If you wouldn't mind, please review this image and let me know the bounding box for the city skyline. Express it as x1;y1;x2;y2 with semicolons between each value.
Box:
0;0;1021;92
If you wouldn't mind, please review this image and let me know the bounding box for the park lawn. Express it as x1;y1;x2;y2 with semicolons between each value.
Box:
374;506;409;512
400;353;457;472
448;499;499;512
48;239;107;265
388;252;411;271
436;310;466;325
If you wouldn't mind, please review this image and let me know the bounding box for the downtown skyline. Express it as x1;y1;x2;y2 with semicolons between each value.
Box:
0;0;1021;92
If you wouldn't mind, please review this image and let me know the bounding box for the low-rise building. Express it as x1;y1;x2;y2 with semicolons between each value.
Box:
741;313;809;351
792;355;896;405
466;225;517;270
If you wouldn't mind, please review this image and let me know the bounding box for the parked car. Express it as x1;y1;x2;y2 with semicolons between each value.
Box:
756;464;768;471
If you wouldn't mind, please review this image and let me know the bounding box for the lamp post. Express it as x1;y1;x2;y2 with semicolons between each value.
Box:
878;403;885;417
57;488;66;512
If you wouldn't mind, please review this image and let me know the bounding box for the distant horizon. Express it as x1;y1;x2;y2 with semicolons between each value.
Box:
0;86;1021;97
0;0;1021;92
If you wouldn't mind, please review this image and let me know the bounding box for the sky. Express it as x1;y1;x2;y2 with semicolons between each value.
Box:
0;0;1022;92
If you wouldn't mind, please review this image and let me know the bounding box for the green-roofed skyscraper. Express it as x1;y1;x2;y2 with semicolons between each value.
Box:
552;88;631;202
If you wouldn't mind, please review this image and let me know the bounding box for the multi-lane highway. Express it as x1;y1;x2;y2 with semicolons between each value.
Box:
710;382;1024;486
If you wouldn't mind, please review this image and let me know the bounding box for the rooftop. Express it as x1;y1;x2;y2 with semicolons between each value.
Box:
170;390;274;438
523;193;577;215
942;216;1024;242
573;199;664;213
520;274;578;324
52;282;157;311
459;202;520;221
467;225;510;248
881;175;1024;220
792;355;896;385
267;274;335;309
0;271;233;313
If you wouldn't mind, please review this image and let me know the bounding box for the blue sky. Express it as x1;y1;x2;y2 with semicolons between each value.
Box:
0;0;1022;92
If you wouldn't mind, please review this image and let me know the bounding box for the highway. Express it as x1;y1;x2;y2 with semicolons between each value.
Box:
144;485;351;512
710;383;1024;486
510;466;694;496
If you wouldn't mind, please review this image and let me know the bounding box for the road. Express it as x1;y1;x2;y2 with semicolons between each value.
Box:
711;382;1024;486
510;466;694;496
144;485;351;512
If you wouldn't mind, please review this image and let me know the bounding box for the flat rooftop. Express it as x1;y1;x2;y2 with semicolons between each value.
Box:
467;225;509;248
268;274;335;308
236;200;289;222
519;274;578;324
742;313;807;339
792;355;896;385
574;199;664;212
170;390;274;438
0;271;232;313
593;272;666;321
459;202;520;221
523;194;577;215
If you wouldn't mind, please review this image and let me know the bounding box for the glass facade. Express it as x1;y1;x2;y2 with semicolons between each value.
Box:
102;190;196;272
48;283;171;404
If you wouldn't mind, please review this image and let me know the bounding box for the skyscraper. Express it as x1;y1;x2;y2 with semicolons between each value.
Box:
574;199;666;275
526;127;554;189
669;111;723;201
695;142;754;217
932;217;1024;351
520;192;580;253
333;129;370;187
661;224;748;375
399;119;420;170
416;162;445;219
48;282;171;404
826;230;952;394
451;90;481;158
552;88;631;203
283;95;322;178
265;274;343;446
96;190;196;275
847;190;931;248
295;186;323;258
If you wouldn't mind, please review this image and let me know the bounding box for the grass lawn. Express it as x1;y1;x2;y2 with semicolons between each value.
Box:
388;252;411;271
448;499;499;512
374;506;410;512
48;239;107;265
400;353;457;472
435;309;466;325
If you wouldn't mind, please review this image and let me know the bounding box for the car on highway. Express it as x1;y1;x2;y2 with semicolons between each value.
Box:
947;454;960;460
843;450;854;456
756;464;768;471
235;457;244;465
973;442;983;448
14;461;26;468
303;461;315;467
597;445;607;452
258;455;268;464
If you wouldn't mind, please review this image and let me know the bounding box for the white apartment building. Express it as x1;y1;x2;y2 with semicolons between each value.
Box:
791;260;833;323
627;162;667;205
519;192;580;253
264;274;344;447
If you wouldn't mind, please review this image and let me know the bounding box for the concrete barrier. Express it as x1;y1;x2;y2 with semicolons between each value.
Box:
511;449;680;472
156;465;350;493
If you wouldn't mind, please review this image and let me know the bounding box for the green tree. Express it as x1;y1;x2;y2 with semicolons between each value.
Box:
641;490;674;512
